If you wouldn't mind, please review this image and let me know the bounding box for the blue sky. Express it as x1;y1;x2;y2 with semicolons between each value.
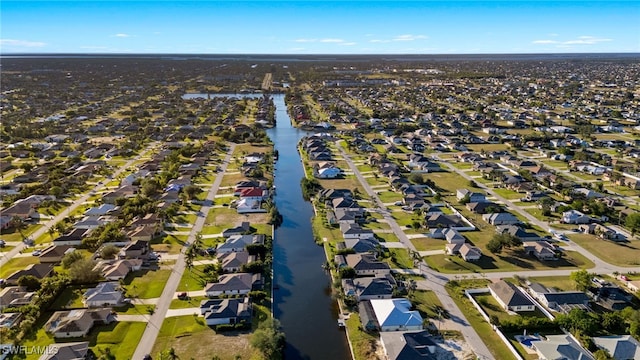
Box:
1;1;638;54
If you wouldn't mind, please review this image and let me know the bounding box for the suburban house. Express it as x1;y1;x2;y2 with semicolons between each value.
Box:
343;238;380;253
118;240;150;259
562;210;592;224
204;273;262;297
342;275;396;301
529;283;590;313
579;223;623;241
379;331;445;360
38;245;76;264
222;222;251;237
340;223;375;240
524;241;558;261
45;308;114;338
531;334;593;360
365;298;424;332
83;282;124;307
459;244;482;261
53;228;92;246
216;251;255;273
39;342;92;360
314;163;342;179
99;259;143;281
0;286;35;310
489;280;536;312
483;212;520;226
217;234;265;254
200;297;252;326
328;207;365;224
456;189;486;203
591;335;640;360
6;264;54;286
344;253;391;277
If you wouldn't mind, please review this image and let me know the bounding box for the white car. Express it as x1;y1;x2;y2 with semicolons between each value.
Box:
32;250;42;256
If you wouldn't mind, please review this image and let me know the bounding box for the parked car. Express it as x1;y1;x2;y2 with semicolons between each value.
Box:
0;239;6;248
177;292;188;300
32;250;42;256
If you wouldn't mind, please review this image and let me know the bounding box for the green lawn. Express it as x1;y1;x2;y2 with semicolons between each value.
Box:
92;321;147;360
384;248;414;269
409;290;445;319
49;286;89;309
344;314;382;360
377;191;403;204
176;265;215;292
569;233;640;267
170;296;208;309
491;188;523;200
125;268;172;299
410;237;446;251
0;256;40;279
425;249;594;274
151;234;188;254
429;171;475;195
152;315;254;360
525;276;577;291
445;280;517;360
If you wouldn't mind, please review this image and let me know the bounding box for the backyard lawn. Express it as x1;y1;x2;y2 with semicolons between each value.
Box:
125;268;172;299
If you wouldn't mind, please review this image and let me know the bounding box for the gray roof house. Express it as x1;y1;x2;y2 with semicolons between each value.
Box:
591;335;640;360
200;297;252;326
483;212;520;225
217;234;265;254
345;253;391;277
489;280;535;312
204;273;262;297
342;275;396;301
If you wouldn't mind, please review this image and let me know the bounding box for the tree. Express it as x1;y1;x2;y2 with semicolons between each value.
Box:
100;244;120;260
69;258;102;284
570;269;592;292
18;275;42;291
625;213;640;236
61;251;84;269
593;349;614;360
487;238;503;253
157;348;179;360
183;185;202;200
250;318;285;360
339;266;356;279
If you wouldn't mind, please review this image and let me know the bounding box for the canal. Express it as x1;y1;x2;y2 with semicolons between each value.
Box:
268;94;351;360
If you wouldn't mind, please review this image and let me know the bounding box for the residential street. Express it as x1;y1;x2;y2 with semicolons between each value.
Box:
0;142;159;268
132;143;236;360
337;144;494;360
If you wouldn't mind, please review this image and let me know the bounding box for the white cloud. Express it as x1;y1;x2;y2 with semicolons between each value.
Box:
369;39;391;43
294;38;316;43
320;38;344;43
393;34;427;41
0;39;46;48
533;36;612;46
564;36;612;45
339;42;357;46
114;33;131;38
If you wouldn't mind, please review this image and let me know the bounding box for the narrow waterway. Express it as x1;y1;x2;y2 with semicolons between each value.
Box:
267;94;351;360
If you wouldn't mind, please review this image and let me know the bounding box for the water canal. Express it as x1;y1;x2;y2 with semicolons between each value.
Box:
185;93;351;359
268;94;351;360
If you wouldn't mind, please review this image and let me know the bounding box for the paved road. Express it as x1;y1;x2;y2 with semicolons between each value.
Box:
337;144;494;360
0;142;159;268
132;143;235;360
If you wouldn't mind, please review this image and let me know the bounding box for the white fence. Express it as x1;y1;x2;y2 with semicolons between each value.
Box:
464;288;524;360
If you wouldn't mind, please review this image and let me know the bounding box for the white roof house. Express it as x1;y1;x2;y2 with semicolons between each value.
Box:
370;298;423;332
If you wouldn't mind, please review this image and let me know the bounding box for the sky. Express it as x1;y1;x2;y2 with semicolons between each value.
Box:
1;1;639;54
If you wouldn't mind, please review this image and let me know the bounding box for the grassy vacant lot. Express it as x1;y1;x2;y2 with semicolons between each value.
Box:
344;314;382;360
411;237;446;251
0;256;40;279
524;276;577;291
491;187;523;200
91;322;147;360
425;249;593;274
383;248;414;269
377;191;403;204
410;290;445;319
22;320;146;360
152;315;254;360
429;171;474;195
176;264;213;293
568;233;640;266
125;268;172;299
151;233;188;254
445;279;517;360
